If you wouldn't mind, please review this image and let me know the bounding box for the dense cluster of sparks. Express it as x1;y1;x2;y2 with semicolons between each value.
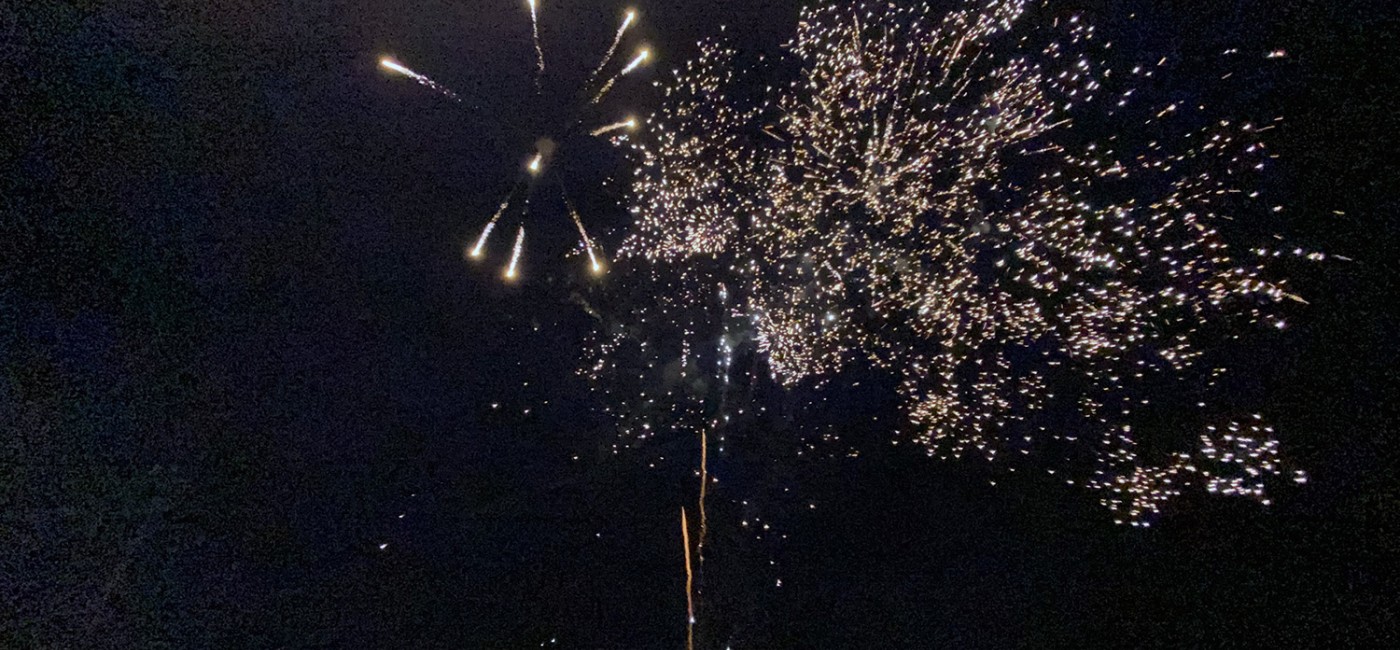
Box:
1090;416;1309;524
585;0;1318;525
379;2;651;280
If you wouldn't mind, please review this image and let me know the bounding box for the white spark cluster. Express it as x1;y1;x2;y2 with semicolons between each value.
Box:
588;0;1314;523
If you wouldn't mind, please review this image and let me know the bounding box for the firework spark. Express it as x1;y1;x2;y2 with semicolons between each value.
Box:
527;0;544;83
588;0;1314;524
469;199;511;259
381;4;649;279
589;9;639;83
590;118;638;137
564;195;606;274
505;225;526;280
379;57;460;102
468;222;496;260
621;47;651;75
593;47;652;105
697;426;709;564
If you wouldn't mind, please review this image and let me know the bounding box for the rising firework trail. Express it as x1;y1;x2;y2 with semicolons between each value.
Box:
680;507;695;650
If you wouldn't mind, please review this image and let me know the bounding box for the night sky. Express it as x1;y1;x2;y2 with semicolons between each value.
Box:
4;0;1399;647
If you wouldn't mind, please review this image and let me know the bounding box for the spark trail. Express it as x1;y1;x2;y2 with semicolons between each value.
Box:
590;118;637;137
593;48;651;104
528;0;544;84
381;3;649;279
505;225;525;280
379;57;460;102
589;9;638;84
469;199;511;259
563;194;604;274
681;507;695;650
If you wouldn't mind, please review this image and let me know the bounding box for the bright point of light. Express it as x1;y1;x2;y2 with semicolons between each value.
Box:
587;247;604;274
470;221;495;258
528;153;543;174
505;226;525;279
622;48;650;75
379;57;412;76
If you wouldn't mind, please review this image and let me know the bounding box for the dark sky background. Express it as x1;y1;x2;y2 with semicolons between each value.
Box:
3;0;1399;647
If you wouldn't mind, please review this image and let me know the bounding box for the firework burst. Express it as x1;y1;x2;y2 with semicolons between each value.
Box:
588;0;1318;525
380;3;651;280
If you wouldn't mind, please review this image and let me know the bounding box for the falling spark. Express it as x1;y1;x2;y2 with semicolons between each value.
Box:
589;9;639;83
528;153;543;174
469;200;510;259
468;222;495;259
591;47;651;105
505;225;525;279
591;80;619;105
589;118;638;137
528;0;544;83
378;56;460;102
378;57;412;75
565;197;606;274
621;47;651;75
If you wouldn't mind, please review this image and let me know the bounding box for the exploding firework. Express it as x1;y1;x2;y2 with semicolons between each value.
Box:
586;0;1319;525
379;3;651;280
